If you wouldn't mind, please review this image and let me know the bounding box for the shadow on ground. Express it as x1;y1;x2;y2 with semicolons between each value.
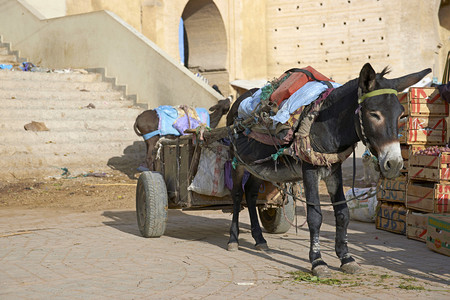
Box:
107;141;146;179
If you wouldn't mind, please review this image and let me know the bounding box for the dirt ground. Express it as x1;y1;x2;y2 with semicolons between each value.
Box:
0;170;138;211
0;165;365;211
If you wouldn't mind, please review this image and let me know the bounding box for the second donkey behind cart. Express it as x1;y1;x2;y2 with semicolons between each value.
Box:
134;97;232;170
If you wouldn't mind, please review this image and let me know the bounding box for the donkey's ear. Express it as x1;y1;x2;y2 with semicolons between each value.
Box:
389;68;432;92
358;63;376;93
209;104;218;112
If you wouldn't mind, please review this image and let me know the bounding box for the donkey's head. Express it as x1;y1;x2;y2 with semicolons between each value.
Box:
356;63;431;179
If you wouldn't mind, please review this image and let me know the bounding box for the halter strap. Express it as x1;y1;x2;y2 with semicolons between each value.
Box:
142;130;160;140
358;88;397;104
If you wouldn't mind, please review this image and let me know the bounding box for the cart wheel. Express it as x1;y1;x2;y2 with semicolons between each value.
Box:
136;171;168;238
258;193;294;234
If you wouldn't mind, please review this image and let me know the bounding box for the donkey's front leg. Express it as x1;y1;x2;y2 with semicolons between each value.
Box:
302;163;330;277
227;166;245;251
244;175;268;250
145;136;160;171
324;164;361;274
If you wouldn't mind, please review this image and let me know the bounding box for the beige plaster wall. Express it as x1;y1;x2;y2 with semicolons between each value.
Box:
0;0;222;108
265;0;448;83
24;0;66;18
439;3;450;83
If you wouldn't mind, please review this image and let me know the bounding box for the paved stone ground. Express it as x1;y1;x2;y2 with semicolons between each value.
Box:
0;205;449;299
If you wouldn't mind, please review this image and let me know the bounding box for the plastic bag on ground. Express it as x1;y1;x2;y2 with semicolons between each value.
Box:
345;187;377;223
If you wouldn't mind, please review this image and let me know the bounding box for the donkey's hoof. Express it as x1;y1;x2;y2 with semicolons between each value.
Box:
340;261;362;274
227;243;239;251
255;243;269;251
312;265;331;278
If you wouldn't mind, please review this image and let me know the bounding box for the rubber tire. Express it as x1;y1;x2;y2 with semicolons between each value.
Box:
136;171;168;238
258;193;294;234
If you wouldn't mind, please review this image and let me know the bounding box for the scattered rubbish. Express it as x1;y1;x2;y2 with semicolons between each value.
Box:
0;64;13;70
234;282;255;286
61;167;71;177
24;121;49;131
86;103;96;109
80;89;90;92
0;231;34;238
21;62;36;71
58;167;109;179
85;172;107;177
6;61;89;74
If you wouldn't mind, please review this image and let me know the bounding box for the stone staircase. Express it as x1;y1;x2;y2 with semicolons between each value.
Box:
0;45;147;181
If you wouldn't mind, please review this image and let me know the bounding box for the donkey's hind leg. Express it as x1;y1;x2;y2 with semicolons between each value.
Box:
244;175;268;250
227;166;246;251
302;163;330;278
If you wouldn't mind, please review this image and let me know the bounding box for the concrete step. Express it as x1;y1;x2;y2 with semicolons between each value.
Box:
1;129;142;145
0;78;113;92
0;89;125;101
0;54;17;64
0;69;102;82
0;149;145;179
0;52;147;180
0;107;142;121
0;138;145;154
0;98;134;109
0;119;138;132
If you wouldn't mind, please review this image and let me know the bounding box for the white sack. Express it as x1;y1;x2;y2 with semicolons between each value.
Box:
345;187;377;223
188;143;230;197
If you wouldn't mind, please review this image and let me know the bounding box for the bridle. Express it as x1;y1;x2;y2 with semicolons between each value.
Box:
355;88;398;152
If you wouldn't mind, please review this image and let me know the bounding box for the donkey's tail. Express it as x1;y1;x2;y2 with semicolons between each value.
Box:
133;119;143;137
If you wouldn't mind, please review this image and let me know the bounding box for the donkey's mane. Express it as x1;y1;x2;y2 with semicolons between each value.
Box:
378;66;391;78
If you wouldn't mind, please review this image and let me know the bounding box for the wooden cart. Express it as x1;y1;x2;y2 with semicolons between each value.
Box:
135;132;295;238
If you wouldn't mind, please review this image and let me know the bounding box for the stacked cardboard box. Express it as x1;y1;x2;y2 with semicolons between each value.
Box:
401;88;450;250
376;87;449;237
426;214;450;256
376;176;407;234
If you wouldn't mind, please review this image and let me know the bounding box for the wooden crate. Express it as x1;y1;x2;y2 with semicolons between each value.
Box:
377;176;407;203
406;181;450;213
408;152;450;182
399;87;448;117
426;214;450;256
401;144;438;161
401;144;410;160
398;117;447;145
376;201;407;235
406;211;429;242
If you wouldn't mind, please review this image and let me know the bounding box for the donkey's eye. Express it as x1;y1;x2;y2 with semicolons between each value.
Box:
369;112;381;121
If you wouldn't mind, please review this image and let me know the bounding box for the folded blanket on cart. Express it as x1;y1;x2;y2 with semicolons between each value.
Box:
155;105;210;136
238;81;341;126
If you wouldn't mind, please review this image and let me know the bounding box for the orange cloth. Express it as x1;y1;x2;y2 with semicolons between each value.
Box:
270;66;332;106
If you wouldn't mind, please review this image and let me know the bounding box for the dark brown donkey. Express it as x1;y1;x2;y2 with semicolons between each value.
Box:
226;63;431;278
134;97;232;170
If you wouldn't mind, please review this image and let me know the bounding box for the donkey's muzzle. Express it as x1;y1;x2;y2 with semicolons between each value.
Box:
378;142;403;179
381;156;403;179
